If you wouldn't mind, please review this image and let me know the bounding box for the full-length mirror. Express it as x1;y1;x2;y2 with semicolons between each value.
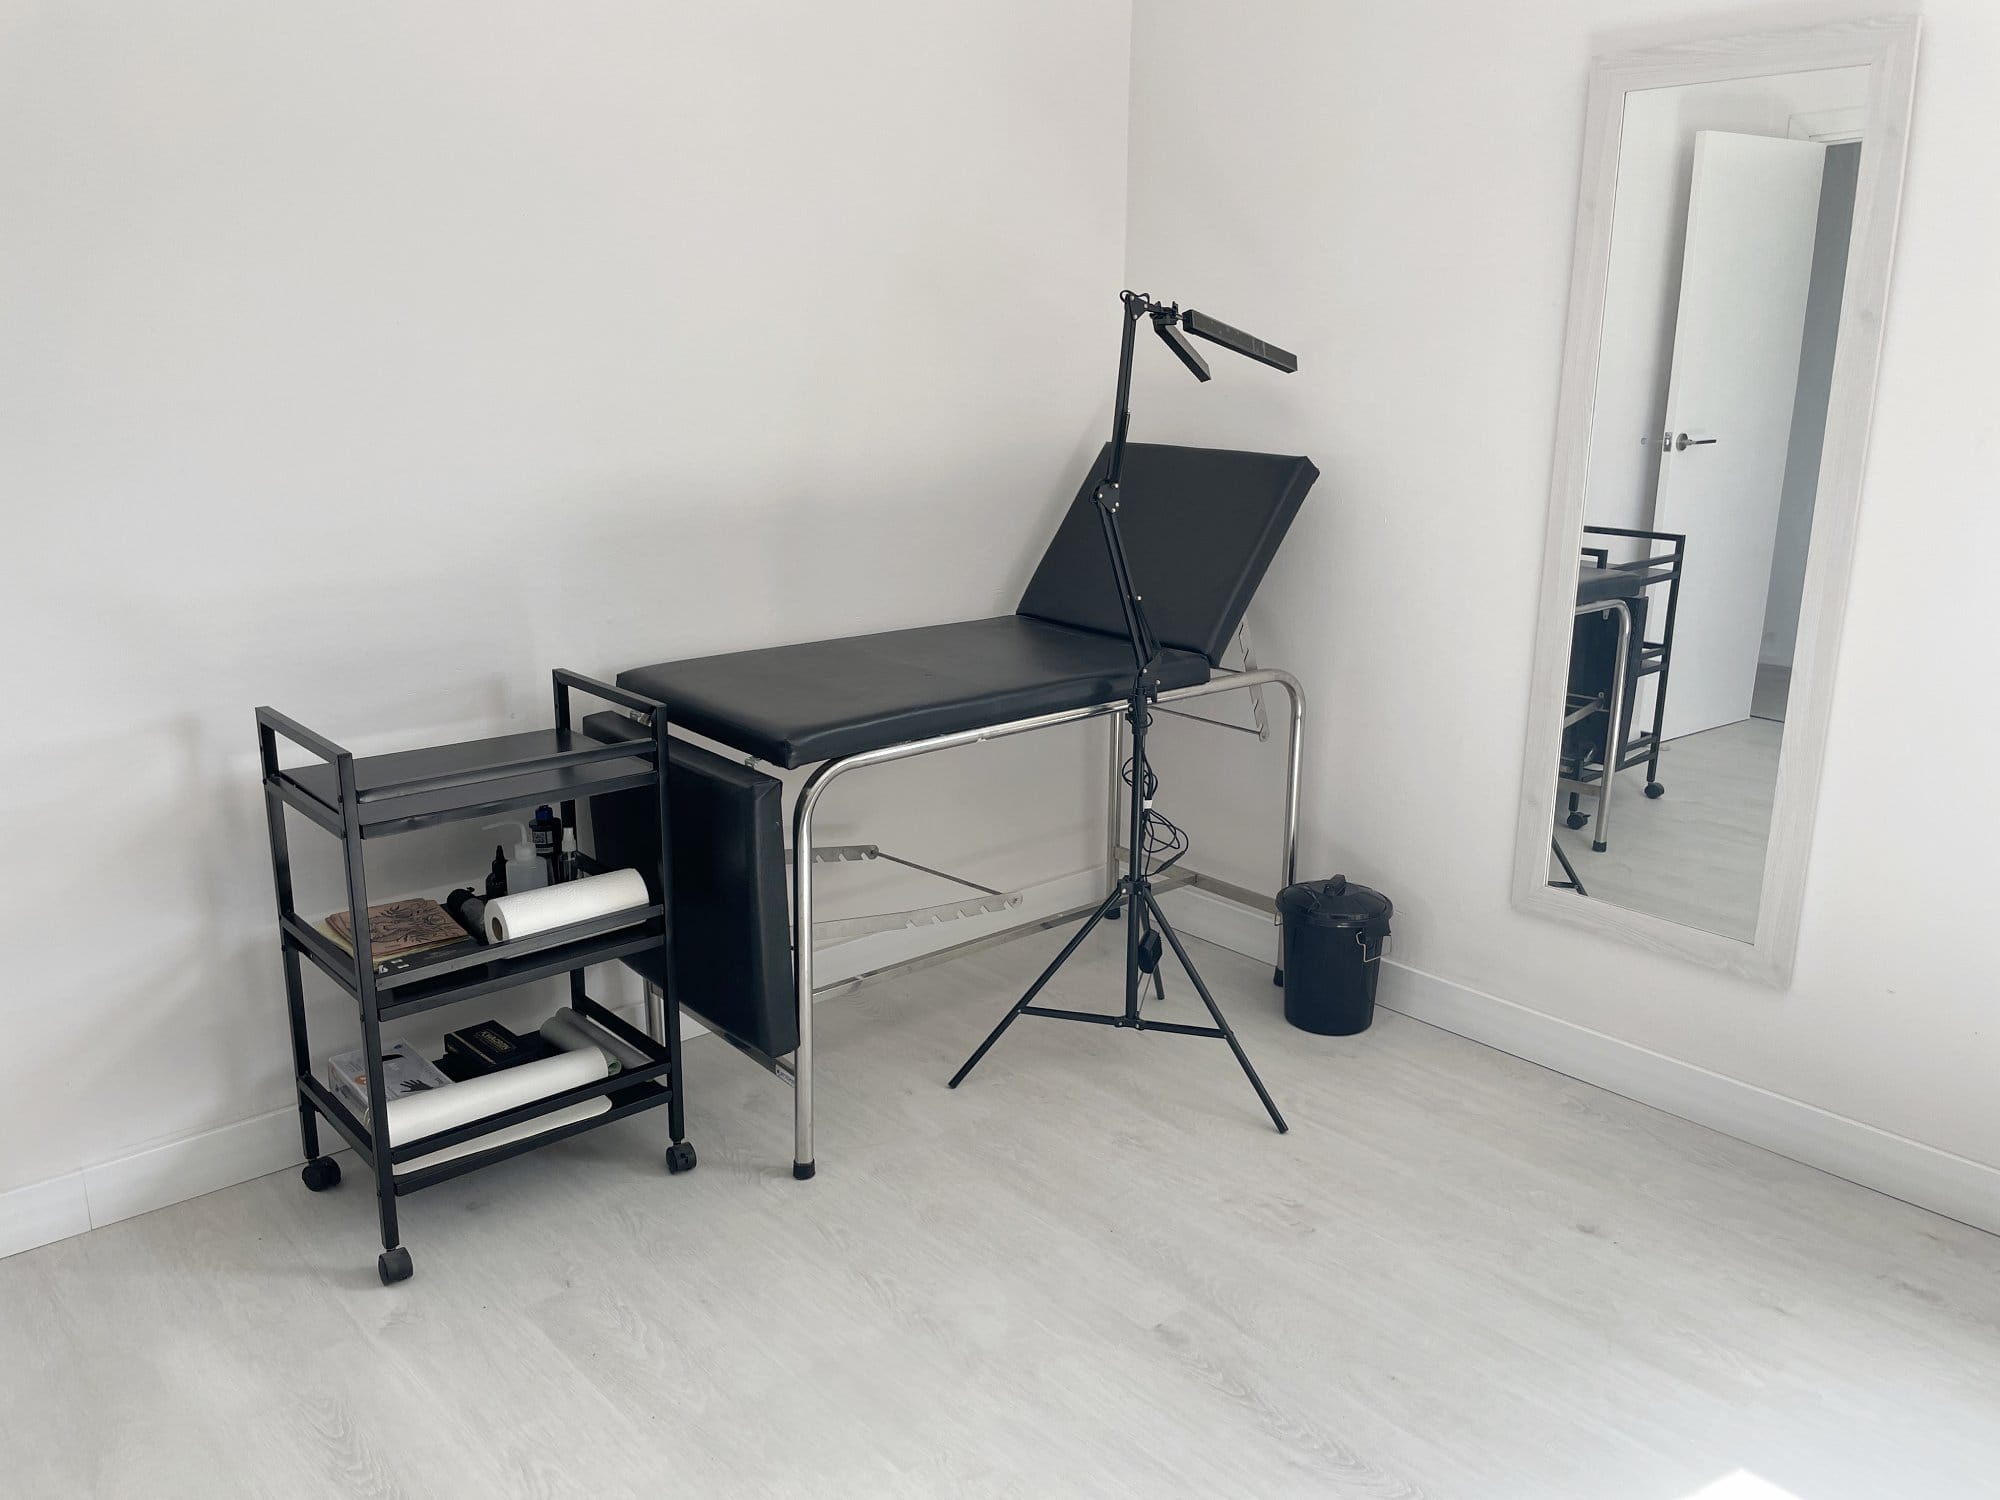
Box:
1515;19;1918;982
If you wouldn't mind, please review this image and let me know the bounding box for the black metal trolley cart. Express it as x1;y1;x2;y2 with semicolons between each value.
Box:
1559;525;1686;853
256;669;690;1285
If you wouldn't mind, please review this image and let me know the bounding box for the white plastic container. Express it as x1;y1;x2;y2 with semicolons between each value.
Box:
487;821;547;894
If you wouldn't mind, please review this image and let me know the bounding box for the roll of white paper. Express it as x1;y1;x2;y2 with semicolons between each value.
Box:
485;868;650;943
380;1047;612;1174
539;1008;611;1068
397;1099;611;1175
540;1007;652;1073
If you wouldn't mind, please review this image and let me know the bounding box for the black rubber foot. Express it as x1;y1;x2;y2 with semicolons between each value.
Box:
1592;841;1607;853
300;1157;341;1192
792;1160;816;1180
377;1246;413;1286
1565;812;1589;830
1106;905;1123;921
1272;966;1284;988
666;1140;697;1174
1645;782;1666;799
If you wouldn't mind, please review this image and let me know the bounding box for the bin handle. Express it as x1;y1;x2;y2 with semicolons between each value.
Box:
1357;931;1392;964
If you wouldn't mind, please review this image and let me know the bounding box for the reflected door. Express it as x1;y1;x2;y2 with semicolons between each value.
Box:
1654;131;1826;740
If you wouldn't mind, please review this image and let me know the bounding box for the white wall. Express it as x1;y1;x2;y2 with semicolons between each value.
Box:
0;1;1134;1211
1129;0;2000;1186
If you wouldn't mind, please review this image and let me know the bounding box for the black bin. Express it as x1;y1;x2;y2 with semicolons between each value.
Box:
1275;875;1392;1036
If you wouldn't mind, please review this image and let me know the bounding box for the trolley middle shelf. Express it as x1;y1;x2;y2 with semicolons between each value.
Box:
280;902;665;1022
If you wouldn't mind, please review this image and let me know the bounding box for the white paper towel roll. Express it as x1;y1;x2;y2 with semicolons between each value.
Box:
485;868;650;943
381;1047;612;1174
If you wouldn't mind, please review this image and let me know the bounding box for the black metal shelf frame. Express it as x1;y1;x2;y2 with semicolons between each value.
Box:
1580;525;1685;791
1562;526;1687;836
256;668;686;1284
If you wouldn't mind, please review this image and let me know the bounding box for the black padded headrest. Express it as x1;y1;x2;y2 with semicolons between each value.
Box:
1016;442;1317;666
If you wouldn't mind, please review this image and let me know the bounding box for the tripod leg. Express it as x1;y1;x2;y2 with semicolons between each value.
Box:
949;882;1126;1089
1142;891;1288;1134
1549;836;1587;896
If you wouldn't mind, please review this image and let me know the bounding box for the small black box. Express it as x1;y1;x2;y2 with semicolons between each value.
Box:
443;1020;552;1072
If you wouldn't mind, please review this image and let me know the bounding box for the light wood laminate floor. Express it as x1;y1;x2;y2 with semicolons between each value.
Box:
4;930;1997;1499
1552;717;1781;940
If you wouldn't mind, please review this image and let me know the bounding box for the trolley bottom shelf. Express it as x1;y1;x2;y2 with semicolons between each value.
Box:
298;1073;679;1196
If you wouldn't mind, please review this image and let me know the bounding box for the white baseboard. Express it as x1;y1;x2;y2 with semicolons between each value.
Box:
1376;962;2000;1237
81;1107;308;1231
0;866;1114;1263
1161;886;2000;1238
0;1173;91;1261
0;1108;338;1267
1156;883;1280;969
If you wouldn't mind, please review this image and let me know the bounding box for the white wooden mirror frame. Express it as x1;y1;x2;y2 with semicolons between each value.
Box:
1512;16;1920;985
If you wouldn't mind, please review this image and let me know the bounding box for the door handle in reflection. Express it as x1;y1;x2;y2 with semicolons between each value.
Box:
1673;432;1718;452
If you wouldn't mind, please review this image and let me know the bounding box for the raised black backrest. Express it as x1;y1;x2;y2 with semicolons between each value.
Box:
1016;442;1318;665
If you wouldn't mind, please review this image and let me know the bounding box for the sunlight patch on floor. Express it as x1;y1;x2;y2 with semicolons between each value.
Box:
1683;1472;1804;1500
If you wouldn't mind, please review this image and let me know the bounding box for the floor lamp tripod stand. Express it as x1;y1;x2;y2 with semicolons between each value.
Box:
949;290;1296;1133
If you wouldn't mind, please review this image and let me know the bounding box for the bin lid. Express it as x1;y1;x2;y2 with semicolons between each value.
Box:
1276;875;1392;930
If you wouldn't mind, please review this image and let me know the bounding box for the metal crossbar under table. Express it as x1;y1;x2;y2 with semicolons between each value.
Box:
778;666;1304;1179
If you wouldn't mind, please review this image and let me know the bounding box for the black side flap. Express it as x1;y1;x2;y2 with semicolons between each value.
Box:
581;712;796;1060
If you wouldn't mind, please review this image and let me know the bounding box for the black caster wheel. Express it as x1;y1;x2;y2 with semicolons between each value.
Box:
1645;782;1666;799
377;1247;413;1286
1565;812;1589;830
300;1157;341;1192
665;1141;698;1175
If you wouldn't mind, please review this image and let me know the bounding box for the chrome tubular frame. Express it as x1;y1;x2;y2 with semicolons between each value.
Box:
1561;598;1632;855
785;666;1304;1179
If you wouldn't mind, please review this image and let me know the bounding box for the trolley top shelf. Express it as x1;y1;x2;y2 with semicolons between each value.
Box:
266;724;657;839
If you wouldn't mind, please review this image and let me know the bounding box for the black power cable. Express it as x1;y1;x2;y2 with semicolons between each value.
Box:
1122;753;1190;878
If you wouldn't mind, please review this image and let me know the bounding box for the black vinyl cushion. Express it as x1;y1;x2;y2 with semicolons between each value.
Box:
618;616;1210;769
581;713;797;1060
614;442;1314;768
1576;563;1650;605
1565;594;1649;768
1017;442;1318;665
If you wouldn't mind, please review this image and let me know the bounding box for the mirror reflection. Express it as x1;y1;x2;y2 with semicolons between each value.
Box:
1547;66;1867;939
